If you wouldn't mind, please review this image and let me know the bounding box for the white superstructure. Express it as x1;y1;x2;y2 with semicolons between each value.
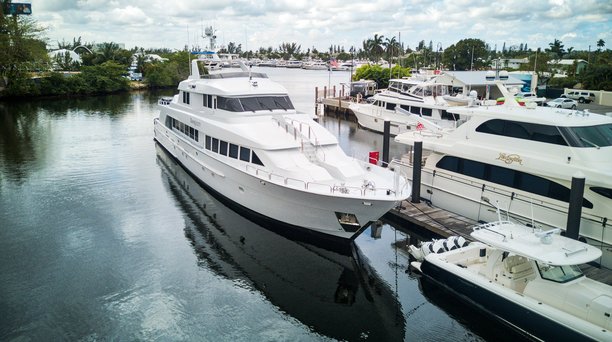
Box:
395;91;612;267
153;57;410;240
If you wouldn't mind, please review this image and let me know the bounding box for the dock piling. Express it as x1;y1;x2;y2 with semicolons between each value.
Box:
566;172;585;240
382;120;390;167
411;140;422;203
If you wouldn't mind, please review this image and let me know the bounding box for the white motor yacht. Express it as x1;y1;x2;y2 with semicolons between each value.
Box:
395;84;612;268
409;220;611;341
153;56;410;241
348;75;473;135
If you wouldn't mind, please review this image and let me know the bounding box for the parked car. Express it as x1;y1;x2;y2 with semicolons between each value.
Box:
560;91;595;103
545;97;577;109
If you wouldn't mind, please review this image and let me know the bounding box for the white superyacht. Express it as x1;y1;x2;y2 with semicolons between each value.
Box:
153;56;410;240
395;84;612;268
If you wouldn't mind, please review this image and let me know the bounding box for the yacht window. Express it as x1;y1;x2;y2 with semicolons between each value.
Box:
476;119;568;146
229;143;239;158
410;106;421;115
205;136;211;150
240;147;250;162
217;97;244;112
400;105;410;112
591;187;612;200
414;87;423;96
212;138;219;153
207;95;213;108
488;164;516;188
561;123;612;148
422;108;432;117
440;110;460;121
536;262;583;283
182;91;190;104
165;116;173;128
462;159;485;179
436;156;593;208
219;141;228;156
203;94;208;107
386;102;396;110
252;152;264;166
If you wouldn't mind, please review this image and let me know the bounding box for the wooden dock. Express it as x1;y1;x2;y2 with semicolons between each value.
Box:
385;200;612;285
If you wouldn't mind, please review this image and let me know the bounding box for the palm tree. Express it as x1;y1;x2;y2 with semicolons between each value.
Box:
597;39;605;51
546;39;565;59
363;34;385;63
383;36;401;68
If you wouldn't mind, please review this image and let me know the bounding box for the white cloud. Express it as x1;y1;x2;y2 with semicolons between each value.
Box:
34;0;610;52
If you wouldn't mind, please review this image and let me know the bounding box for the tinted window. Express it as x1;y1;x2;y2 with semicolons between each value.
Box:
564;124;612;148
462;159;485;179
386;102;396;110
252;152;264;166
229;143;239;158
219;140;228;156
435;156;593;208
477;119;568;146
205;135;212;150
410;106;421;115
591;187;612;200
212;138;219;153
217;97;244;112
422;108;432;117
240;147;250;162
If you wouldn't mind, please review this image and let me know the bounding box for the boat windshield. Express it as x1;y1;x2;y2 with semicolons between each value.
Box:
536;262;584;283
218;95;294;112
559;123;612;148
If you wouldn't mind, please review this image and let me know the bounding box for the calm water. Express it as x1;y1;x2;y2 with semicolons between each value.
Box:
0;68;526;341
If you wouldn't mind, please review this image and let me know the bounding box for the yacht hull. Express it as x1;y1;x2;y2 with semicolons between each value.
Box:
154;120;399;240
420;259;603;341
350;103;413;135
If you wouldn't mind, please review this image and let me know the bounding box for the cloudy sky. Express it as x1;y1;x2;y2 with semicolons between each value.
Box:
34;0;611;53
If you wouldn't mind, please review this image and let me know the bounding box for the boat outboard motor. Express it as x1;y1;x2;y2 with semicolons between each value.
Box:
422;240;446;256
443;236;469;251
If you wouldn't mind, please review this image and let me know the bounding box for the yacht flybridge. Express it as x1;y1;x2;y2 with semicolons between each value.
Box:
153;55;410;240
409;220;611;341
395;82;612;268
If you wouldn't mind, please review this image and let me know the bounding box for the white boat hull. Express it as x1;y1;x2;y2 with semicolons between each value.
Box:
154;120;401;240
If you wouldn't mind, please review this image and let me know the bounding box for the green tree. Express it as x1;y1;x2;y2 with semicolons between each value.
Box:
0;2;49;95
596;39;605;51
546;39;566;59
383;36;401;68
364;34;384;62
353;64;410;89
441;39;488;71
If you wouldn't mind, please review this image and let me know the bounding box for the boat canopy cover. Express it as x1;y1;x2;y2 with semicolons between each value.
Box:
471;221;602;265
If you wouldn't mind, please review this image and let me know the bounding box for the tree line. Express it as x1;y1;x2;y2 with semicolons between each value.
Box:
1;4;610;98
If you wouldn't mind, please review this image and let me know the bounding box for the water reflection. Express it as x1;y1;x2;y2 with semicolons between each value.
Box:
156;144;406;341
0;93;136;183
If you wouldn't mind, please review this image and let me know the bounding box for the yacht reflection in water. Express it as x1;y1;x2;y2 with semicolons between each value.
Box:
156;144;405;341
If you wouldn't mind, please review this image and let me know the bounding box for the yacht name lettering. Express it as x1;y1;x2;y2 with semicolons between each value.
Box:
496;153;523;165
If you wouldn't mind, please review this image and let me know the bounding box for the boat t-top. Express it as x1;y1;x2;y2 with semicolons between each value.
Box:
153;52;410;240
408;218;611;341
